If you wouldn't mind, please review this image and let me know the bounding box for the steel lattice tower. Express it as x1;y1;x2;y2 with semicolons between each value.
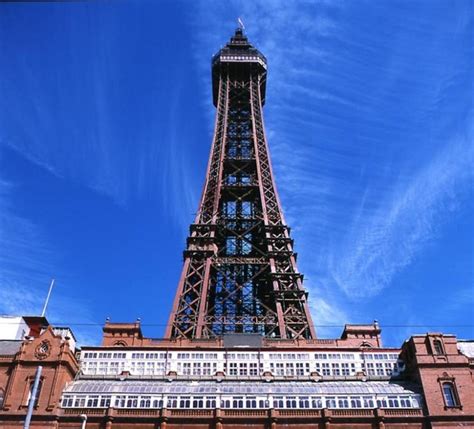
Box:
166;28;316;340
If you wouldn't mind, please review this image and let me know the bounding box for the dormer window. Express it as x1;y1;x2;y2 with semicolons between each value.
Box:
433;339;444;355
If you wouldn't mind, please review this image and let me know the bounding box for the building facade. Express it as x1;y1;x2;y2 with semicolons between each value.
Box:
0;316;79;428
0;29;473;428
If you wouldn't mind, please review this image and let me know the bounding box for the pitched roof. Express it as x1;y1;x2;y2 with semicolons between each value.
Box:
0;340;21;355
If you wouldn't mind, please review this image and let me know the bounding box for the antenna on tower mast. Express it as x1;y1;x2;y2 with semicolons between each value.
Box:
237;17;245;30
41;278;55;317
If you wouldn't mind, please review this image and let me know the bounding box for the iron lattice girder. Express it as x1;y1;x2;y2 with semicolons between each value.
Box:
166;30;316;340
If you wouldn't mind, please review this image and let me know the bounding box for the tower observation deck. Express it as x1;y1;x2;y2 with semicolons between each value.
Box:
166;28;316;340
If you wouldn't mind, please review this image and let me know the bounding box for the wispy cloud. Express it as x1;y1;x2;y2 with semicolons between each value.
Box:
0;8;199;230
330;134;473;299
0;177;54;304
309;295;349;339
0;169;101;345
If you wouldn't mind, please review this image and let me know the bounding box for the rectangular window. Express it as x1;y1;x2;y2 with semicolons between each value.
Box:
193;397;204;408
350;397;362;408
202;362;212;375
114;396;126;408
388;396;399;408
127;396;138;408
399;396;411;408
442;383;459;407
338;397;349;408
88;362;97;374
433;340;444;355
74;396;86;408
62;396;74;407
183;362;192;375
87;396;99;407
139;396;151;408
109;362;119;374
167;396;178;408
192;362;201;375
273;396;284;408
246;397;257;408
205;397;216;408
27;379;42;407
295;362;305;376
363;396;374;408
286;397;297;408
233;397;244;408
299;396;310;408
100;396;111;408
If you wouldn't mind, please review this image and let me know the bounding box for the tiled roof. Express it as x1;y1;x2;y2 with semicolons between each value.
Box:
0;340;21;355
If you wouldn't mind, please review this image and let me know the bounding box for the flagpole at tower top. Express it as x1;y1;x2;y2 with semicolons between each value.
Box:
237;17;245;30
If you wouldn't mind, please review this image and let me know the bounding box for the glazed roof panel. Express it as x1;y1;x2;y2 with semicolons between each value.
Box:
64;380;420;395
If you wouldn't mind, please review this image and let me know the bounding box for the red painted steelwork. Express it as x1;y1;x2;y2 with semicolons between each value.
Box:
166;28;315;340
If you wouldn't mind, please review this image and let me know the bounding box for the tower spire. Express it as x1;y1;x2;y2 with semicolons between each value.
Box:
166;30;316;340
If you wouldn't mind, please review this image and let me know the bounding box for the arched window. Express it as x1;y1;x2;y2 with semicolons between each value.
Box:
442;382;459;407
433;339;444;355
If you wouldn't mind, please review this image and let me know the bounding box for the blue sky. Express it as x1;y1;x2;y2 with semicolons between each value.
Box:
0;0;472;346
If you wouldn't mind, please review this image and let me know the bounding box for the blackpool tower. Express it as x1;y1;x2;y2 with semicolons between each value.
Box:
166;28;316;340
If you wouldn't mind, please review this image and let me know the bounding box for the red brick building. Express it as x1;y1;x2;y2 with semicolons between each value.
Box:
0;318;473;428
0;316;79;428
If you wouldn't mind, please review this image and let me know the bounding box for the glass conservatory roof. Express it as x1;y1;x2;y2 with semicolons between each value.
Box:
65;380;420;395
